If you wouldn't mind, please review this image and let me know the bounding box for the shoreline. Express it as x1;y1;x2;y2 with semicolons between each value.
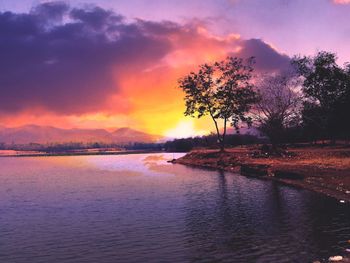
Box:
0;150;164;158
173;147;350;203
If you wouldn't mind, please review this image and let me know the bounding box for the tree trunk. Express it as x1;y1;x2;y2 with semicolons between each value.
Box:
210;115;223;152
220;118;227;152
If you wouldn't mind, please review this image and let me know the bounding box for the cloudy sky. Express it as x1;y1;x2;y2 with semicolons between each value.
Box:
0;0;349;137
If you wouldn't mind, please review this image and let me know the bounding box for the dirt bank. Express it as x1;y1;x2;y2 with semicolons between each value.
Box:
174;146;350;202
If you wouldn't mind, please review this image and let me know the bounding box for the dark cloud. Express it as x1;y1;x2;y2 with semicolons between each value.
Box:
70;6;123;29
238;39;291;72
0;2;291;115
31;1;69;23
135;19;181;35
0;2;172;114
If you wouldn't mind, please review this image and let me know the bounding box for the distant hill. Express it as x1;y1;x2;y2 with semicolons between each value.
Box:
0;125;162;145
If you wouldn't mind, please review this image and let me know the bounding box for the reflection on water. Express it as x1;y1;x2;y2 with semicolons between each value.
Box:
0;153;349;263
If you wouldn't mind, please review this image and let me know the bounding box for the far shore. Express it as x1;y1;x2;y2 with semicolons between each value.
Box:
173;145;350;203
0;149;164;158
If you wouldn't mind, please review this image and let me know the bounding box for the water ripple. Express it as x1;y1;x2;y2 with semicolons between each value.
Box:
0;153;349;262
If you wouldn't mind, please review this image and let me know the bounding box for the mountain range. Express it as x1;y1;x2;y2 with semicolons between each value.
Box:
0;125;162;145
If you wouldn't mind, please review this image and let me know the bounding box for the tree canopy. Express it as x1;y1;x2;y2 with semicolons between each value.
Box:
292;51;350;140
178;51;350;149
178;56;258;151
254;73;302;145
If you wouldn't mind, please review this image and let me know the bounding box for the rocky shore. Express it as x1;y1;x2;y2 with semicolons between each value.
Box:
174;146;350;203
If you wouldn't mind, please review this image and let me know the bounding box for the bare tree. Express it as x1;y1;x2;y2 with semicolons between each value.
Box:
254;73;303;145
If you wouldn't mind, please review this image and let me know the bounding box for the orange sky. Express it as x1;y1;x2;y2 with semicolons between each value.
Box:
4;1;346;138
0;21;248;137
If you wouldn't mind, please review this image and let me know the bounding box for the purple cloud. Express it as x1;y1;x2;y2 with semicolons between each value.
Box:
0;2;291;115
0;3;171;114
237;39;291;72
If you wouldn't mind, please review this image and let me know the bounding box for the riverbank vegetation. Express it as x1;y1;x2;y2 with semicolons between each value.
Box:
178;51;350;150
175;51;350;205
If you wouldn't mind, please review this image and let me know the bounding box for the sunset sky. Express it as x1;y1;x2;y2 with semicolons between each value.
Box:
0;0;349;138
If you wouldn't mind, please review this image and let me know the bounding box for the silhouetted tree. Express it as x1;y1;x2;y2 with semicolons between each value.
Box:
254;73;303;145
301;101;329;143
178;57;258;151
292;51;350;141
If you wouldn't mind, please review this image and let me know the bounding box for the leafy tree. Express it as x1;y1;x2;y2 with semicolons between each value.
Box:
292;51;350;141
301;101;329;143
178;57;257;151
254;73;303;145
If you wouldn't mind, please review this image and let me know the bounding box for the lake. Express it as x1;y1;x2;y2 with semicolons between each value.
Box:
0;153;349;262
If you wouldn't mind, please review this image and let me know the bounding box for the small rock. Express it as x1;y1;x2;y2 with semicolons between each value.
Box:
340;200;346;203
313;261;321;263
329;255;343;261
346;248;350;253
346;190;350;194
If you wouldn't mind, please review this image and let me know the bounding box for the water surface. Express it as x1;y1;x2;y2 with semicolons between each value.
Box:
0;153;349;262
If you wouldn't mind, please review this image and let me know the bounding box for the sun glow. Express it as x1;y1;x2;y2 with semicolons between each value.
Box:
164;119;207;139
